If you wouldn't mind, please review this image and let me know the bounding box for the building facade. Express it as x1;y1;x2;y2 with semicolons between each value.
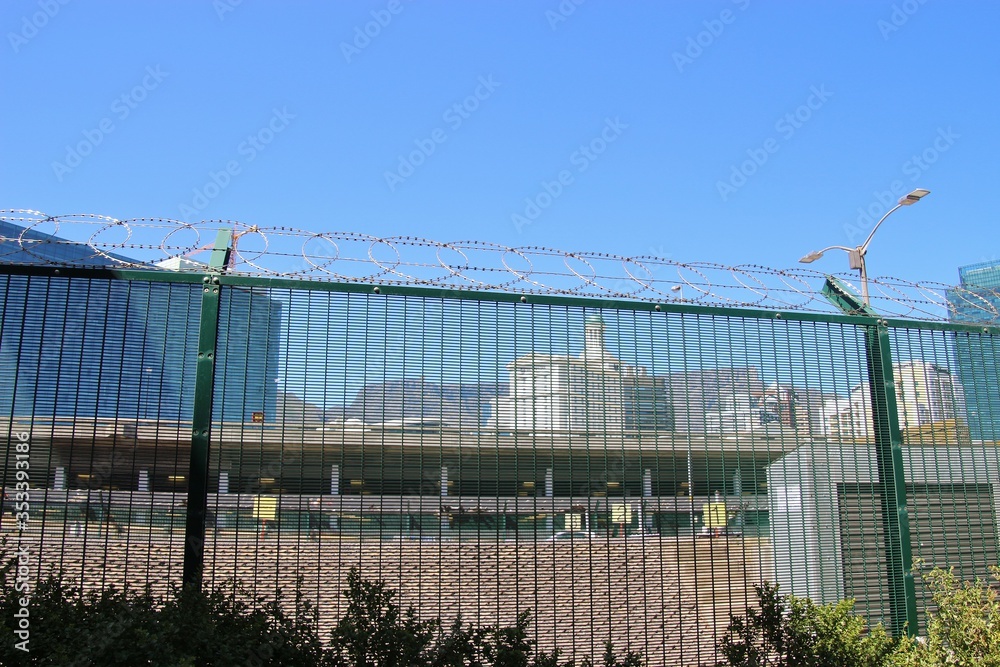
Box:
821;361;964;439
0;221;282;489
0;221;282;425
488;315;673;432
895;360;964;429
949;260;1000;442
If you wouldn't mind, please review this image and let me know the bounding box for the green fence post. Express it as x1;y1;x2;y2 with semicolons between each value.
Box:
182;229;231;590
823;277;918;637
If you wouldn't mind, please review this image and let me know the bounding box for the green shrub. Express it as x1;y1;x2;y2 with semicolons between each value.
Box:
327;568;644;667
0;537;642;667
893;565;1000;667
327;568;437;667
715;582;897;667
0;574;326;666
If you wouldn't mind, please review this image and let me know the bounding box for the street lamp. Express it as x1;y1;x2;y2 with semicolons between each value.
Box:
671;284;683;300
799;188;930;306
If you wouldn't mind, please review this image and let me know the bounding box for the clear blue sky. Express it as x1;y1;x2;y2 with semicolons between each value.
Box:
2;0;997;290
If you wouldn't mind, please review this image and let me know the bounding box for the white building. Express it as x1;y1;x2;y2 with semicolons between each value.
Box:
822;361;964;438
821;391;871;439
704;393;779;433
704;383;798;434
895;360;964;429
488;315;672;432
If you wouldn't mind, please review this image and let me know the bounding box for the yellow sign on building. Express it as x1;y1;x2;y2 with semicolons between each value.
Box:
703;501;727;530
253;496;277;521
610;503;633;524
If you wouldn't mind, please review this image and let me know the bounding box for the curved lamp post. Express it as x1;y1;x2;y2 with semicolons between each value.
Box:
799;188;930;306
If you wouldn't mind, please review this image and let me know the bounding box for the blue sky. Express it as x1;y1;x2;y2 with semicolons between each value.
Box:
2;0;997;292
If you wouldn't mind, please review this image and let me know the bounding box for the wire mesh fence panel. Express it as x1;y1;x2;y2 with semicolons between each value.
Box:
881;325;1000;633
191;284;908;666
2;254;1000;665
0;274;202;600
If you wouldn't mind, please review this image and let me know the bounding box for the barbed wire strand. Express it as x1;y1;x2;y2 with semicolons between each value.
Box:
1;210;997;323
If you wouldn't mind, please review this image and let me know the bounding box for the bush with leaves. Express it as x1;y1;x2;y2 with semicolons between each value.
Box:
0;576;326;666
327;568;437;667
893;564;1000;667
327;567;644;667
0;537;326;666
0;536;643;667
715;582;898;667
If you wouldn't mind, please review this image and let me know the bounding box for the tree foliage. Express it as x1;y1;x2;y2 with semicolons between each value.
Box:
0;536;642;667
893;565;1000;667
716;582;896;667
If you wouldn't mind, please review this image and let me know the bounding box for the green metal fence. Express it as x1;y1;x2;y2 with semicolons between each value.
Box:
2;225;1000;665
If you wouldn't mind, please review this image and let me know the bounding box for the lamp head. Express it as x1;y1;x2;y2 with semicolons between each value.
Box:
898;188;930;206
799;250;824;264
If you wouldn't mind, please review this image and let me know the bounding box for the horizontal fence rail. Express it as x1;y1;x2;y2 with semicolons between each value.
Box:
2;221;1000;665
